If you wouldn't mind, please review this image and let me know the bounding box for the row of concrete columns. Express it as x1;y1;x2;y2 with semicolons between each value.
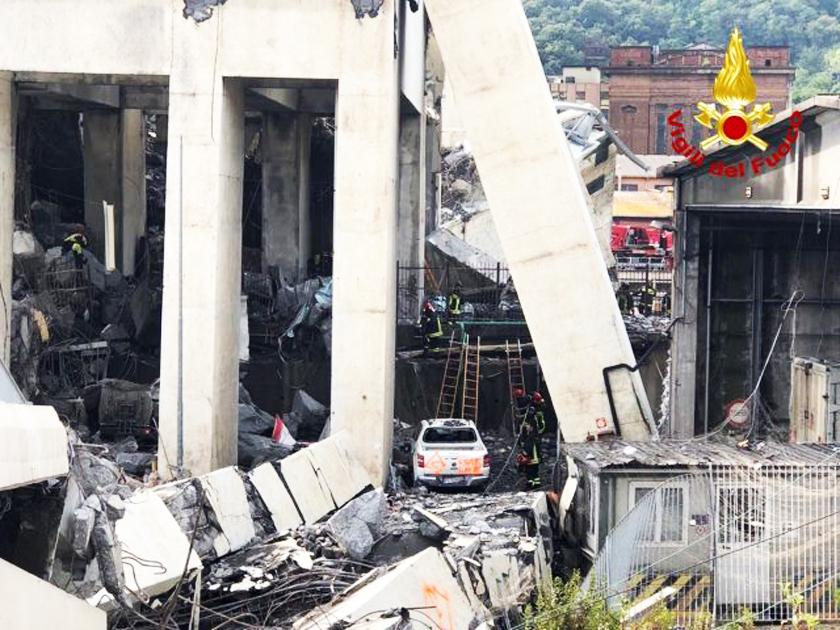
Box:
0;88;430;488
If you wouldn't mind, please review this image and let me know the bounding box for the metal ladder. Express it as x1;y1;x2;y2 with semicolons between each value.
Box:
436;332;464;418
461;335;481;423
506;339;526;434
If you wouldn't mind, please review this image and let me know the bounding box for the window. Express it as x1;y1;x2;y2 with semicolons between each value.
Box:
594;142;609;166
422;427;477;443
621;183;639;191
586;175;605;194
629;482;687;544
765;59;772;67
576;90;586;101
655;104;669;154
566;76;576;84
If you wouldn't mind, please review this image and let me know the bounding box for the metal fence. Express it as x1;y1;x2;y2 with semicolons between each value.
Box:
397;263;512;322
587;463;840;625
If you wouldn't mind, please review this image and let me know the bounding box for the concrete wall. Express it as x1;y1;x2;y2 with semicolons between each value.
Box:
427;0;653;441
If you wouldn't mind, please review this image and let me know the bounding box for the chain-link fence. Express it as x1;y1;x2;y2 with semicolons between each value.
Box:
586;461;840;626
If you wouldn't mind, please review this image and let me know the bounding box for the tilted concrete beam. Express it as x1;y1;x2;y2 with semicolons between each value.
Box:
425;0;653;441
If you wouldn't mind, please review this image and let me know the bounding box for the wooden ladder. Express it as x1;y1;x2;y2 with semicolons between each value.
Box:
461;335;481;423
506;339;526;434
436;332;464;418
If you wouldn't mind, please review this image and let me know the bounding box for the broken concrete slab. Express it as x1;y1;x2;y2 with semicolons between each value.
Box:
200;467;257;556
72;503;96;559
325;489;386;560
412;506;450;541
481;553;523;611
0;401;69;491
294;548;482;629
330;430;375;492
304;437;367;508
1;558;106;629
248;462;303;533
88;490;202;608
277;449;335;524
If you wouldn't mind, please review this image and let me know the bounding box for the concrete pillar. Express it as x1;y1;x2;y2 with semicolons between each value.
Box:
426;0;654;441
261;112;311;282
669;209;700;437
0;73;14;366
158;17;245;477
83;110;121;262
330;4;400;486
120;109;146;275
396;112;426;322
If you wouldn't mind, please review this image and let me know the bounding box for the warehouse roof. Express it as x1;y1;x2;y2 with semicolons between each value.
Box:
563;439;840;471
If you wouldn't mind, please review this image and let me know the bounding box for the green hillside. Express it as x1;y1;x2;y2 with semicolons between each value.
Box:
523;0;840;102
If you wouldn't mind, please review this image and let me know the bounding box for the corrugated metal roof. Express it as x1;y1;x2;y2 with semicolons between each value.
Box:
563;440;840;470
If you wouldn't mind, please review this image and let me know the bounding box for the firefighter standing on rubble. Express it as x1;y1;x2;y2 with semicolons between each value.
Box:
63;227;88;270
420;300;443;354
641;281;656;315
617;283;634;315
518;392;546;489
448;281;462;320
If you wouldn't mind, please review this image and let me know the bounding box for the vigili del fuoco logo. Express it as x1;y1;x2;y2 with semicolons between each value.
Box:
668;27;801;179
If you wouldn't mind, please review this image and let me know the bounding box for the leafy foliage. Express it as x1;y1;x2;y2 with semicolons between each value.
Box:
523;0;840;101
523;572;621;630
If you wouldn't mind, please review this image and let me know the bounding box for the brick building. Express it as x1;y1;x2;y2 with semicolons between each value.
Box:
607;44;794;154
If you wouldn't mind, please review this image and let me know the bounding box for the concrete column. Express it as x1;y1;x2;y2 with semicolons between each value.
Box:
261;112;311;282
397;112;426;322
83;110;121;262
0;73;14;365
426;0;654;441
330;4;400;486
120;109;146;276
669;210;700;437
158;14;245;477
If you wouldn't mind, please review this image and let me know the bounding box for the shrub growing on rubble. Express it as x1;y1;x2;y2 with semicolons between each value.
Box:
522;573;718;630
522;571;620;630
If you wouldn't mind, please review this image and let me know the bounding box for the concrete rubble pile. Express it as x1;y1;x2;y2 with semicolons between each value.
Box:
37;431;376;625
622;313;671;350
9;213;164;470
440;143;490;223
299;490;553;628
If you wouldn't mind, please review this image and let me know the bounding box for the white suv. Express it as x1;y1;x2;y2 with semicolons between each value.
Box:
412;419;490;489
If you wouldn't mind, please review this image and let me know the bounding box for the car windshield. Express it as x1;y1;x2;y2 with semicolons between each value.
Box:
422;427;477;444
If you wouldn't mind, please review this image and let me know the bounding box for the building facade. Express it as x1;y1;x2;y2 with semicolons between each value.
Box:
667;96;840;439
607;45;794;154
548;66;608;115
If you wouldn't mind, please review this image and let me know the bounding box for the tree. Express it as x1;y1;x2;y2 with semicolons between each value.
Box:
523;0;840;101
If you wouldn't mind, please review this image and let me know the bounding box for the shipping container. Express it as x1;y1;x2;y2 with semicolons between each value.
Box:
789;357;840;442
